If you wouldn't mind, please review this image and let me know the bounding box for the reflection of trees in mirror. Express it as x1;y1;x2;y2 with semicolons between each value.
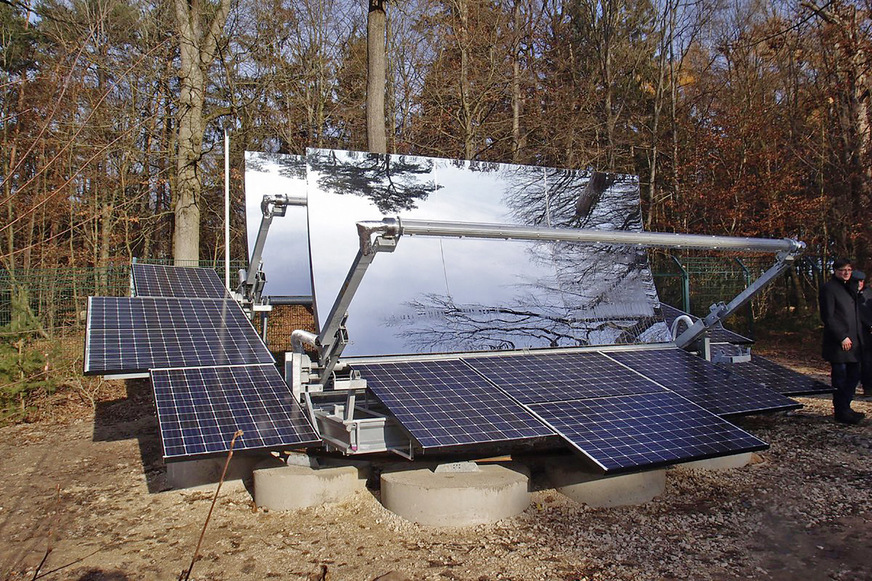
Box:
443;159;502;173
387;291;666;354
307;150;439;213
502;168;640;230
525;241;657;311
245;151;306;180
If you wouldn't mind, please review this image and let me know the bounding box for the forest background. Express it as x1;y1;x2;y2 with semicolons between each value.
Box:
6;0;872;271
2;0;872;419
4;0;872;279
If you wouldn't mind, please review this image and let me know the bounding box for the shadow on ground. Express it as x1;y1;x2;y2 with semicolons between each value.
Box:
92;378;166;493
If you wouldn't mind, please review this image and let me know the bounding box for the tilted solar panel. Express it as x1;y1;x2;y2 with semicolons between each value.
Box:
132;263;229;299
463;351;663;404
606;348;800;416
716;355;832;396
355;352;772;473
151;364;320;460
84;296;274;375
526;392;767;473
353;359;555;450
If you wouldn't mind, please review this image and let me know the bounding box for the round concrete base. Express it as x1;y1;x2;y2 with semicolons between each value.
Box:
254;461;367;511
547;464;666;508
380;463;530;527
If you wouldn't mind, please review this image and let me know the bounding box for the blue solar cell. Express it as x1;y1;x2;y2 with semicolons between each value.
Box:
151;364;320;460
132;263;229;299
463;351;663;404
715;355;832;396
606;348;799;416
84;297;274;374
353;359;555;450
527;392;767;473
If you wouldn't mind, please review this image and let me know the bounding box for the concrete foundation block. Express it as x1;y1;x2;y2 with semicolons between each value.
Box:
166;454;272;491
318;455;372;484
254;462;363;511
673;452;754;471
546;464;666;508
380;462;531;527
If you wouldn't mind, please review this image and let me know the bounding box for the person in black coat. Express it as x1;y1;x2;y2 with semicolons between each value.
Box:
819;259;866;424
853;270;872;396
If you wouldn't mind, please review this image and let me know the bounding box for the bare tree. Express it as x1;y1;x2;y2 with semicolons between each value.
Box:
173;0;233;264
367;0;387;153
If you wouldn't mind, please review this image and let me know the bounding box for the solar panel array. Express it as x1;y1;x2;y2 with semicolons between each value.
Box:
354;360;554;449
132;263;229;299
716;355;832;396
354;345;781;473
660;304;828;396
84;296;274;375
151;364;320;459
85;263;321;460
607;348;799;416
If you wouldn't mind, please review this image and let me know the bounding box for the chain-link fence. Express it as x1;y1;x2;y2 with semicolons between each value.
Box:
2;253;823;354
0;260;246;422
650;252;824;340
0;254;824;421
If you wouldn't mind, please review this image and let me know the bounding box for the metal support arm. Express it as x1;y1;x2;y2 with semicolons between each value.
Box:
314;226;399;385
240;194;306;302
356;218;805;255
673;253;796;349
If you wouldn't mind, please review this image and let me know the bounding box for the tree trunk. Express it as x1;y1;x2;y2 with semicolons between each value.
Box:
173;0;233;265
367;0;387;154
511;0;522;162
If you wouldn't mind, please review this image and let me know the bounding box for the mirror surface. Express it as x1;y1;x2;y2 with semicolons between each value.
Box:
243;151;311;297
306;149;669;356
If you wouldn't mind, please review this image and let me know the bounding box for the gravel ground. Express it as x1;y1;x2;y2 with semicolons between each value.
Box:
0;380;869;580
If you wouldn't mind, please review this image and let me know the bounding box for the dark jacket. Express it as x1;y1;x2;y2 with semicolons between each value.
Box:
820;276;863;363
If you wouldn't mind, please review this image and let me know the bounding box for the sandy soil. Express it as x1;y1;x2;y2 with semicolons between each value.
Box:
1;370;870;581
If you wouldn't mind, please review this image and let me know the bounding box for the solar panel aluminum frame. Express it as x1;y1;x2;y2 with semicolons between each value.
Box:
151;363;321;461
83;296;275;376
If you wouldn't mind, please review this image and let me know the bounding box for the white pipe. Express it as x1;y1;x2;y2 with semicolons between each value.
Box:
670;314;694;339
291;329;319;353
389;218;804;254
224;130;231;291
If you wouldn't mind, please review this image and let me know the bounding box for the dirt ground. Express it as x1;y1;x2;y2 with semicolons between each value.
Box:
1;358;870;581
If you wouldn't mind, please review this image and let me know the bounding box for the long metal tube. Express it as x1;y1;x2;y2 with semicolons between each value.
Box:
374;218;805;254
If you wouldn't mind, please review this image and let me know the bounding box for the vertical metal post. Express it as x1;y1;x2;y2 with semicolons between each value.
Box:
671;255;691;313
735;257;753;339
224;130;231;291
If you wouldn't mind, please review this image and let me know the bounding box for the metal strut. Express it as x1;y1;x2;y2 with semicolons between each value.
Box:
239;194;307;303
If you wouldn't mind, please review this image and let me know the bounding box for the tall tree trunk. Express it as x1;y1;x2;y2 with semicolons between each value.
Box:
367;0;387;154
511;0;522;162
173;0;233;265
456;0;474;159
